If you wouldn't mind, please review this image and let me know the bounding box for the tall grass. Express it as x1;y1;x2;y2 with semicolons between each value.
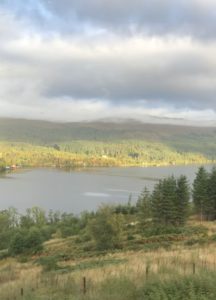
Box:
1;246;216;299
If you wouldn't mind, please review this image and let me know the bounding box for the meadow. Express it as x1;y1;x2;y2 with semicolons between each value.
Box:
1;217;216;300
1;232;216;300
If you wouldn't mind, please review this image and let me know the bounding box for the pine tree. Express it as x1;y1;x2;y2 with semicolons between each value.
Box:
161;176;177;225
136;187;152;226
151;181;163;225
208;167;216;220
176;175;190;225
152;176;177;226
151;175;190;227
193;167;209;221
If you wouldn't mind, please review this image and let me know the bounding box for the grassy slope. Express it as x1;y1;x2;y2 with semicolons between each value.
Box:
1;220;216;299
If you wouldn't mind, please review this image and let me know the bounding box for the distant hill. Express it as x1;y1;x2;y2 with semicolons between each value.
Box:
0;118;215;158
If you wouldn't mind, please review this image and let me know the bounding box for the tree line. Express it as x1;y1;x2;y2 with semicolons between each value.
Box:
135;166;216;225
193;166;216;221
0;140;212;171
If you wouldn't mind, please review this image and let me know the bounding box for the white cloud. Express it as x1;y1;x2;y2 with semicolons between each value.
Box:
0;6;215;126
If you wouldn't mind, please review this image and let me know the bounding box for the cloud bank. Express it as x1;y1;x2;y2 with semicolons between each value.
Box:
0;1;216;125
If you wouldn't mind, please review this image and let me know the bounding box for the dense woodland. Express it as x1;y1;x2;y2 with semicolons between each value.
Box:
0;140;212;170
0;118;215;169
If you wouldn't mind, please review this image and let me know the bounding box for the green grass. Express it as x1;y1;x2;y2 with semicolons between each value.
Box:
35;256;127;273
3;269;216;300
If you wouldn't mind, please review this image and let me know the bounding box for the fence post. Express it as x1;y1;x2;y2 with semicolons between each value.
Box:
193;263;196;274
21;288;24;297
83;277;87;295
146;265;149;279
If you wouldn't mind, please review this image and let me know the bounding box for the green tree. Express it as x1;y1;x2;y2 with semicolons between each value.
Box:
175;175;190;225
58;213;80;237
151;175;190;227
21;207;46;228
9;232;26;255
88;206;123;250
152;177;177;226
193;167;209;221
0;210;13;250
208;167;216;220
9;227;43;255
136;188;152;226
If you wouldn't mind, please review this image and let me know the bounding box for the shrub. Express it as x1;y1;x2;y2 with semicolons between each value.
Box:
9;228;43;255
36;256;59;272
88;206;123;250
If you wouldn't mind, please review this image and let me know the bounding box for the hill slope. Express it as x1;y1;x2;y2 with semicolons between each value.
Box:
0;118;215;167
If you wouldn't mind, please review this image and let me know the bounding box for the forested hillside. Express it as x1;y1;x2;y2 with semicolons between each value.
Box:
0;118;215;169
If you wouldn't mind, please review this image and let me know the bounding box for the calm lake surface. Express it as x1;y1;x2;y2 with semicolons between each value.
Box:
0;164;215;214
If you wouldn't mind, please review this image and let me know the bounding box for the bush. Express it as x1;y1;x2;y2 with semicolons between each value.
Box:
36;256;59;272
9;228;43;255
0;249;9;260
142;225;184;237
184;237;209;246
138;272;216;300
88;206;123;250
127;234;135;241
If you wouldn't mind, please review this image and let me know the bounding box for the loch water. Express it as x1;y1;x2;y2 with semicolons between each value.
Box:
0;164;215;213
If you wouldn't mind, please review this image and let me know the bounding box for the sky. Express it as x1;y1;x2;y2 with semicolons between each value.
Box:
0;0;216;126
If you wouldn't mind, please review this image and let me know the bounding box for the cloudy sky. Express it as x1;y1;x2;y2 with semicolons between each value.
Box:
0;0;216;125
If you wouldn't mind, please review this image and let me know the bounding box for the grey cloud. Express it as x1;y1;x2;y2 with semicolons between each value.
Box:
0;4;216;124
0;26;216;111
2;0;216;39
39;44;216;111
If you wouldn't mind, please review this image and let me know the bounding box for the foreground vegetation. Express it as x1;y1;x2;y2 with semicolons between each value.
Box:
1;166;216;299
2;245;216;300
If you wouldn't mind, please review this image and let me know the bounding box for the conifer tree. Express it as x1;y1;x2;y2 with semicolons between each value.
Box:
151;181;163;225
151;175;190;227
208;167;216;220
136;187;152;226
152;176;177;226
161;176;177;225
193;166;209;221
176;175;190;225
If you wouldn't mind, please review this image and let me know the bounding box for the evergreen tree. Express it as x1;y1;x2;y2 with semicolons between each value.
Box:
136;187;152;226
176;175;190;225
193;167;209;221
162;176;177;225
151;181;163;225
152;177;177;226
208;167;216;220
151;175;190;227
